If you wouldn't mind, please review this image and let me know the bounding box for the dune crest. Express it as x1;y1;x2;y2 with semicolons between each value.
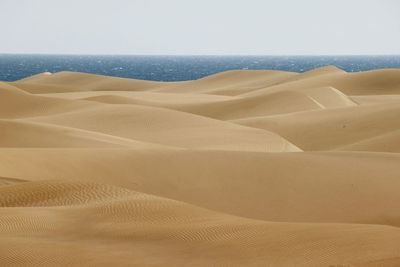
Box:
1;67;400;266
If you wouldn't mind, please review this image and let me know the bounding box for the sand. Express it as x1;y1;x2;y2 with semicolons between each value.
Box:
1;66;400;266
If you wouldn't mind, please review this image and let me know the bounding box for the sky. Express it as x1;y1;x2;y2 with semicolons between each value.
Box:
0;0;399;55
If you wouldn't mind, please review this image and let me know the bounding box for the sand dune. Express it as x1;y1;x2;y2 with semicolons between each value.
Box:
1;67;400;266
153;69;298;95
28;103;299;152
16;71;182;93
337;129;400;153
39;85;357;120
1;180;400;267
1;148;400;226
0;82;94;119
0;119;178;149
351;94;400;105
233;102;400;151
0;176;26;186
238;67;400;98
166;86;357;120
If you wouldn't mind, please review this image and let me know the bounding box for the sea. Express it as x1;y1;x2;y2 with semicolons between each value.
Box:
1;54;400;82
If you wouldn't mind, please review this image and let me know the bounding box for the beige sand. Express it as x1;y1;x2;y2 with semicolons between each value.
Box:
1;66;400;266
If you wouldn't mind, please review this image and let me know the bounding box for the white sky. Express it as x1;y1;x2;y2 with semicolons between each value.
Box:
0;0;399;55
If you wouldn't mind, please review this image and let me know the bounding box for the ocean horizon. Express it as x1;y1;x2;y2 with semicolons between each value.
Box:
1;54;400;82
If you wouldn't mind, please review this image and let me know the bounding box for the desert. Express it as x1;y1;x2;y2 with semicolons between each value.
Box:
1;66;400;266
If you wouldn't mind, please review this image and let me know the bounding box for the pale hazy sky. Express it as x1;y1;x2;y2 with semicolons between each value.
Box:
1;0;399;55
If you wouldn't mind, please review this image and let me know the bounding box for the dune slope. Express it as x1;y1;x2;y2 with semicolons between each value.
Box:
1;180;400;267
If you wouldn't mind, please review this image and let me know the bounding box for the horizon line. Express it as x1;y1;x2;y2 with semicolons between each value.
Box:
1;53;400;57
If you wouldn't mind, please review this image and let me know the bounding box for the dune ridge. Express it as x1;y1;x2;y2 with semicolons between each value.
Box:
1;66;400;266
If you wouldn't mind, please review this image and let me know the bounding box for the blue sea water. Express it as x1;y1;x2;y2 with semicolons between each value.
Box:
1;54;400;82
